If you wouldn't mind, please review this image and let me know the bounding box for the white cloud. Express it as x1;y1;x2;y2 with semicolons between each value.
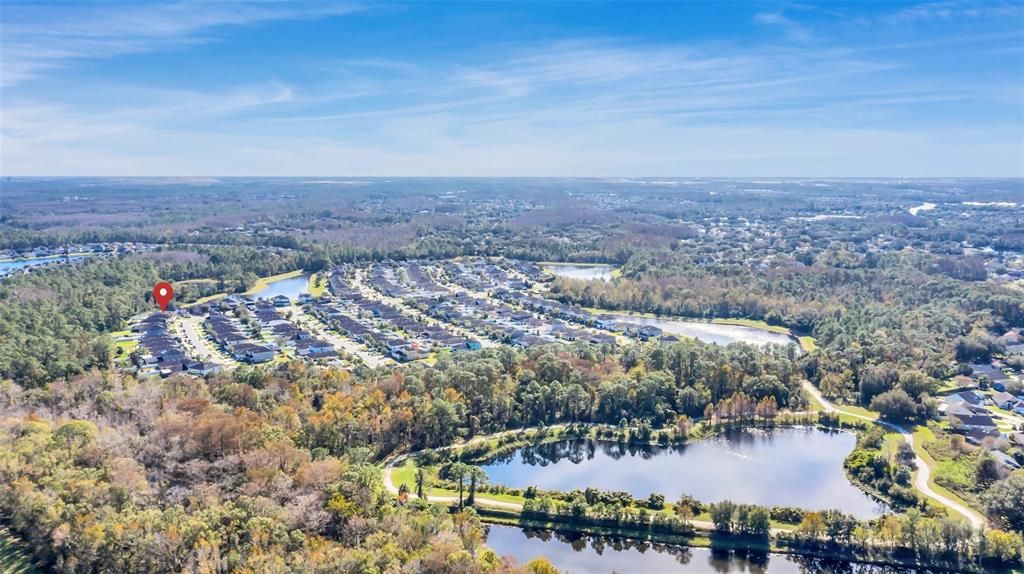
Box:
0;0;362;86
0;2;1020;176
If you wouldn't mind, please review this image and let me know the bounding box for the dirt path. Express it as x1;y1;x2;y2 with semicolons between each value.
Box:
802;382;986;528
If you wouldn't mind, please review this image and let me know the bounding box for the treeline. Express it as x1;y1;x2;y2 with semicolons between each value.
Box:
0;375;543;574
778;508;1024;571
301;341;805;455
0;247;312;387
552;251;1024;414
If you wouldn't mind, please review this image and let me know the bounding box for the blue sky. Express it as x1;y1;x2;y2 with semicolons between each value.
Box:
1;1;1022;176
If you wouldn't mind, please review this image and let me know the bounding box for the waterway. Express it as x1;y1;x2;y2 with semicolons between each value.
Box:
484;524;928;573
545;264;616;281
479;428;886;518
603;313;795;347
250;274;310;300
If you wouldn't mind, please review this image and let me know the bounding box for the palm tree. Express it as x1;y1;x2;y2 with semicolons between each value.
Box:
415;467;428;501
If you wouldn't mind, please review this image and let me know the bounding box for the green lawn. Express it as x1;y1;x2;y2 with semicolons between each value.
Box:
109;330;139;363
307;273;327;298
710;318;792;336
834;404;880;421
797;336;818;353
911;426;981;520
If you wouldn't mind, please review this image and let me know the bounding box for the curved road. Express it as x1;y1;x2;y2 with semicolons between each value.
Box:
802;381;985;528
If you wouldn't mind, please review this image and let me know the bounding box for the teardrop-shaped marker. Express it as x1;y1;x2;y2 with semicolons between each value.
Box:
153;281;174;311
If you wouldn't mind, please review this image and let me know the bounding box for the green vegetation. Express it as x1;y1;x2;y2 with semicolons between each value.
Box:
2;178;1023;572
0;528;37;574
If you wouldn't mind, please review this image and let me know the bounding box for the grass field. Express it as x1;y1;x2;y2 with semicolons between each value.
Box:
911;426;981;520
307;273;327;298
798;336;818;352
710;317;792;335
109;329;139;363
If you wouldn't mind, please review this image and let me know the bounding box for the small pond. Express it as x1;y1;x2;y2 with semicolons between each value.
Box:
485;524;930;573
250;274;309;300
603;313;795;347
545;264;616;281
479;428;886;518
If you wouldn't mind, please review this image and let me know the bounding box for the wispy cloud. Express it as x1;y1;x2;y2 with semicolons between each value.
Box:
886;0;1022;24
0;0;362;86
0;1;1020;176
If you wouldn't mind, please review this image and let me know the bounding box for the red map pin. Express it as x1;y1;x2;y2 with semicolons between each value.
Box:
153;281;174;311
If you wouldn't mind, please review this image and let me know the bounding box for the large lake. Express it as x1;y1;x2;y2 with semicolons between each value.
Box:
251;274;309;300
480;428;886;518
604;313;795;347
545;264;616;281
485;525;927;574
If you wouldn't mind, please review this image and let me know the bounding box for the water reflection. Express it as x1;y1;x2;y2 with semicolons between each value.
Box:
602;314;796;347
545;264;616;281
250;275;310;299
485;524;930;573
480;428;886;518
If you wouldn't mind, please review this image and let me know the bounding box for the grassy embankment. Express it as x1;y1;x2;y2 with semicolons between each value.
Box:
307;273;327;298
913;425;986;519
708;317;818;353
388;419;828;532
242;270;304;295
189;269;306;305
577;307;820;354
802;386;983;521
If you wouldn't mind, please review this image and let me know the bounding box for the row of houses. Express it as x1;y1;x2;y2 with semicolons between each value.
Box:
3;242;154;260
250;300;337;360
319;271;477;361
942;390;1024;471
133;313;217;377
421;292;560;348
440;259;531;292
206;312;277;363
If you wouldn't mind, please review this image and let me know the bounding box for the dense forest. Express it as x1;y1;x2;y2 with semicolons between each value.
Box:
0;339;808;573
2;178;1023;572
552;249;1024;415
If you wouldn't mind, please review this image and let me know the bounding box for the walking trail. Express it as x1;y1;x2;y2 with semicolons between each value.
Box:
801;381;986;528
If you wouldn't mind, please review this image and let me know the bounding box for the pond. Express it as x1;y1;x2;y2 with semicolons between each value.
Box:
545;264;616;281
908;202;936;216
484;524;929;573
479;428;886;518
250;274;309;300
603;313;795;347
0;254;85;275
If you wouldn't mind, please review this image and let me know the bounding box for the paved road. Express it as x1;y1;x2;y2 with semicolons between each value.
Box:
289;305;392;368
175;316;235;367
802;381;986;528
